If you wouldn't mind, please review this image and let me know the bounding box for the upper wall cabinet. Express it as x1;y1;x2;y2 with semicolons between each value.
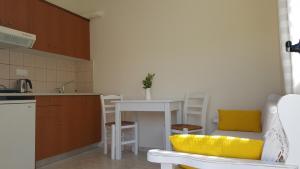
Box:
30;0;63;54
0;0;90;60
0;0;31;32
30;1;90;60
60;10;90;60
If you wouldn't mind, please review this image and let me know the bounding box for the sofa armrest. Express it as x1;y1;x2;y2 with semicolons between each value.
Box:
147;149;298;169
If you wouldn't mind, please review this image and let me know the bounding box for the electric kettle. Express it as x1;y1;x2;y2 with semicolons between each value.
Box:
16;79;32;93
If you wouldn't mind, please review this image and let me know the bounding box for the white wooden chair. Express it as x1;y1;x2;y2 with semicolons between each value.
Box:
148;94;300;169
101;95;138;159
172;92;209;134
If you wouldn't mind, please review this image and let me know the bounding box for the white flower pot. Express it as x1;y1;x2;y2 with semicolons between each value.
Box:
145;88;151;100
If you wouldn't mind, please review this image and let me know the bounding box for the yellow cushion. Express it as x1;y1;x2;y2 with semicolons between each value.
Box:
218;109;262;132
170;134;264;169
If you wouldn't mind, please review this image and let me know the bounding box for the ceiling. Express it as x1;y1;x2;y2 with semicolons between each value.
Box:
45;0;103;18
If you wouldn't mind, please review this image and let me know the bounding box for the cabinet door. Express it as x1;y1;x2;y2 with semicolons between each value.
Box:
30;0;63;54
61;12;90;60
36;105;63;160
60;11;76;57
74;18;90;60
35;96;101;160
0;0;30;32
60;96;86;151
84;96;101;142
60;96;101;151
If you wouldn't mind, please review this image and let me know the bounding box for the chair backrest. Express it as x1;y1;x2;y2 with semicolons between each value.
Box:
183;92;209;133
100;94;123;125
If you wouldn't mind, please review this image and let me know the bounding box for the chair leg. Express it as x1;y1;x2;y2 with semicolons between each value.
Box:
104;128;107;154
121;131;124;151
111;125;116;160
134;123;138;155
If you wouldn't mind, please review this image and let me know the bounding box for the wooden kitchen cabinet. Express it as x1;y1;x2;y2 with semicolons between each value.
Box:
30;0;63;54
0;0;90;60
30;0;90;59
36;105;63;160
60;11;90;60
35;95;101;161
0;0;31;32
74;16;90;60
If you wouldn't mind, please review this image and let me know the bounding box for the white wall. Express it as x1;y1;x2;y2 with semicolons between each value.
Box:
91;0;284;148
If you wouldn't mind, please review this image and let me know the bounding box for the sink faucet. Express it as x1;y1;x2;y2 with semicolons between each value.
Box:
56;81;74;93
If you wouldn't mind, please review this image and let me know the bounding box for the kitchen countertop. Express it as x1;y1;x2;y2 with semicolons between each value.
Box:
0;93;101;96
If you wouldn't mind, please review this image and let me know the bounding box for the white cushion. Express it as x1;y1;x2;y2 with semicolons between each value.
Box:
211;130;263;140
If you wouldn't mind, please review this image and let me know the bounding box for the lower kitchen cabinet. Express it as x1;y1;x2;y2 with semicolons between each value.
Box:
35;95;101;161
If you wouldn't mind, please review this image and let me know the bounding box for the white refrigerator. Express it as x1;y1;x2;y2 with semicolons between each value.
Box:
0;100;35;169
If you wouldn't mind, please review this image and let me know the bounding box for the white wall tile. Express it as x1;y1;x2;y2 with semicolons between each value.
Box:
46;69;57;82
57;59;68;71
0;49;93;93
64;82;76;93
76;60;93;72
10;50;24;66
32;81;46;93
67;60;76;72
34;68;46;82
57;70;67;82
45;82;58;93
9;65;24;79
24;66;35;81
66;71;76;82
0;79;9;88
77;71;93;83
0;49;9;64
0;64;10;79
87;71;93;82
35;56;46;68
46;57;57;70
57;59;76;71
23;53;36;67
9;80;17;88
76;82;92;93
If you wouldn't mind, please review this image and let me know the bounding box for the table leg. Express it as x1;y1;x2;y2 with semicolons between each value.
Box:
115;103;121;160
164;103;171;150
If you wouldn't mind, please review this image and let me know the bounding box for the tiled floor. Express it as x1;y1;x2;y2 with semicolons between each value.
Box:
38;148;160;169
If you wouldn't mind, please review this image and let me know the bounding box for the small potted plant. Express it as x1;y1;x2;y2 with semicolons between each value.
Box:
143;73;155;100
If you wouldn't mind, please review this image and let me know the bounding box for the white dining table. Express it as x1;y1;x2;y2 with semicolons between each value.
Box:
113;100;183;160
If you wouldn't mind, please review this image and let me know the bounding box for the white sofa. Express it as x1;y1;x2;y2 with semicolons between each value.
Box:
147;94;300;169
211;94;281;140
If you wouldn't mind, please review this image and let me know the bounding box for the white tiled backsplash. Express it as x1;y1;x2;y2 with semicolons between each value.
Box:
0;49;93;93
